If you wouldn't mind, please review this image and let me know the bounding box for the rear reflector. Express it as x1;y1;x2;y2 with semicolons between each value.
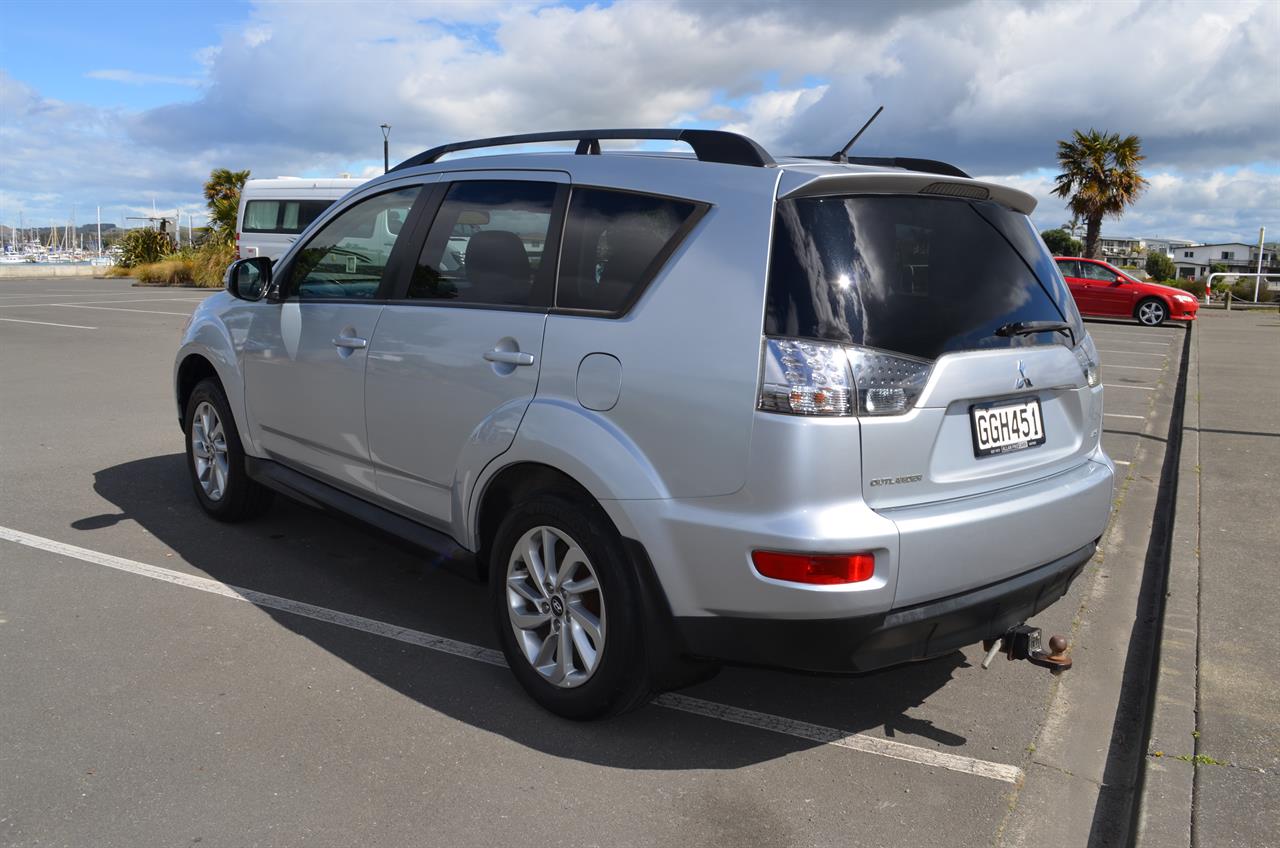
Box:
751;551;875;585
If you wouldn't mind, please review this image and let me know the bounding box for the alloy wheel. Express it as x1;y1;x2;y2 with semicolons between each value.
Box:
191;401;230;501
505;525;606;688
1138;301;1166;326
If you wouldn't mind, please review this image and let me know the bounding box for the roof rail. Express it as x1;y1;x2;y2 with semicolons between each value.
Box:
796;155;971;179
390;129;776;171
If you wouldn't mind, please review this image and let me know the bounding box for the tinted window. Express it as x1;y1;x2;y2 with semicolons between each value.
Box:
1057;259;1081;278
766;196;1081;360
408;181;557;306
557;188;698;312
289;187;421;300
242;199;334;234
1078;261;1116;282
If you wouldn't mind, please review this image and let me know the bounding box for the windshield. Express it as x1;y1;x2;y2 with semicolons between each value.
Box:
765;195;1083;360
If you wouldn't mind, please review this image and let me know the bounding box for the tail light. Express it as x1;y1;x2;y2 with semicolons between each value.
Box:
758;337;932;417
234;231;240;260
752;550;875;585
1074;335;1100;387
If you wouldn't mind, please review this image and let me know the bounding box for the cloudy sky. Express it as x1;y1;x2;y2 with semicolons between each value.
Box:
2;0;1278;243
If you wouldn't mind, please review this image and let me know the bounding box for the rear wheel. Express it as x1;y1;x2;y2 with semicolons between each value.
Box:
184;379;273;522
490;494;651;719
1136;298;1168;326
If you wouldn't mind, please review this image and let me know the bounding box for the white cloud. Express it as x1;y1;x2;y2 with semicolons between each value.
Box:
2;0;1278;244
84;69;203;87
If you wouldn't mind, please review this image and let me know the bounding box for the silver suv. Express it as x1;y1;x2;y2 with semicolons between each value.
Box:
175;129;1114;719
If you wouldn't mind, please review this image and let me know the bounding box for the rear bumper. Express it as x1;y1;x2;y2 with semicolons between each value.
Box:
674;540;1095;673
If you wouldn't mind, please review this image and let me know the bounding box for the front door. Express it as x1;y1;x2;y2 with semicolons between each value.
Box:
1077;260;1129;316
365;174;568;535
243;184;426;494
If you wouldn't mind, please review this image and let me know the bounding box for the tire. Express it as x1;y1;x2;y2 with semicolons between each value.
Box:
1135;298;1168;327
183;378;274;522
490;494;651;719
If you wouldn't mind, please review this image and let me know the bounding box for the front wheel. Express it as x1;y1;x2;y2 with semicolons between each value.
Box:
490;495;651;719
1136;298;1168;326
184;378;273;522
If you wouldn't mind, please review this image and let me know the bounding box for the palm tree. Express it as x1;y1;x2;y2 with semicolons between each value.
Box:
1052;130;1147;260
203;168;251;245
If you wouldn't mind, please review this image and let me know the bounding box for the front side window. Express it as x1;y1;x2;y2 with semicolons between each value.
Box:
1078;262;1116;282
288;187;421;300
557;188;699;313
408;181;557;306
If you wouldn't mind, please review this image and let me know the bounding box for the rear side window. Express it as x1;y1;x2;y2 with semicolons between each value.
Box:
557;188;699;313
409;181;558;307
1057;259;1081;278
242;199;334;234
765;196;1082;360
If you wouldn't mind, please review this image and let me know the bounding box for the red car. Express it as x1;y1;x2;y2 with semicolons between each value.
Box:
1055;257;1199;327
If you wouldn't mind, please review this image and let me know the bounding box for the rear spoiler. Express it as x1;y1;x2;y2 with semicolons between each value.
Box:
777;170;1037;215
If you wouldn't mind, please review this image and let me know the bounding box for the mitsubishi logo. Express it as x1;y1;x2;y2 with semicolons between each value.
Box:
1015;360;1033;390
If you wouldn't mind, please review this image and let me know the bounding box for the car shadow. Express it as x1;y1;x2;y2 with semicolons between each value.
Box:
74;453;971;770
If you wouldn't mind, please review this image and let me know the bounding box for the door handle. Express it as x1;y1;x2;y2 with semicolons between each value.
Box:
484;349;535;366
332;336;368;350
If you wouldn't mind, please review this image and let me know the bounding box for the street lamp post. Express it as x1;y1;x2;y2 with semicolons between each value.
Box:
381;123;391;174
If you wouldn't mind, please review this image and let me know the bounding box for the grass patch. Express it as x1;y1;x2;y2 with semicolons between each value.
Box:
131;241;233;288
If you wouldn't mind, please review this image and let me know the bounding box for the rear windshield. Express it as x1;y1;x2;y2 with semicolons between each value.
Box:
242;199;335;234
765;196;1082;360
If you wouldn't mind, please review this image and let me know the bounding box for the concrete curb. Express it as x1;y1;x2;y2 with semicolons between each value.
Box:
1135;321;1200;847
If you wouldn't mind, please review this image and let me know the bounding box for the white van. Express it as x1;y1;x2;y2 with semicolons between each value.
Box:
236;177;366;260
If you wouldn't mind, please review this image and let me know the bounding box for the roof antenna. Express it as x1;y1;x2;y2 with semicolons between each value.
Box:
832;105;884;163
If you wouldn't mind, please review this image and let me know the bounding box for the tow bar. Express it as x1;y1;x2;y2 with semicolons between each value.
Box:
980;624;1072;674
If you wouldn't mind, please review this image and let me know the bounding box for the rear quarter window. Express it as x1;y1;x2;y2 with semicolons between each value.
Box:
557;188;701;314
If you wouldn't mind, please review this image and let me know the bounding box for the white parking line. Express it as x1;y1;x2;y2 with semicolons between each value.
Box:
1096;340;1172;347
51;304;191;317
1105;413;1146;419
0;317;97;330
0;297;209;309
0;524;1023;785
1096;350;1167;357
1103;384;1155;391
1113;460;1131;466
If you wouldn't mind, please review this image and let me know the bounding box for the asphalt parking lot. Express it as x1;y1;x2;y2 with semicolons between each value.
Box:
0;276;1190;847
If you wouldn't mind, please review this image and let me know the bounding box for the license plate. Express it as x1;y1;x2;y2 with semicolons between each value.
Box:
970;398;1046;457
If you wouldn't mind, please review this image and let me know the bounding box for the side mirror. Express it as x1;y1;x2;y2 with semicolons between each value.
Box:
225;257;273;301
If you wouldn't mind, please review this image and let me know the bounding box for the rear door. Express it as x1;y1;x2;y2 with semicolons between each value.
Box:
766;194;1096;512
1055;259;1095;313
364;173;568;533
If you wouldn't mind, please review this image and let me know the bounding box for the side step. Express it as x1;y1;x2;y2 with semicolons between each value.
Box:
245;457;478;577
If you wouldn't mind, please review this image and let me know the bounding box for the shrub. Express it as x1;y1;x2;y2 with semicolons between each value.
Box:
189;240;236;287
1145;252;1177;282
1229;279;1277;303
134;258;196;285
117;227;174;267
1041;228;1082;256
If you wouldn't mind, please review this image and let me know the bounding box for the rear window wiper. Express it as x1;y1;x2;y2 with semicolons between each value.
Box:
995;320;1075;346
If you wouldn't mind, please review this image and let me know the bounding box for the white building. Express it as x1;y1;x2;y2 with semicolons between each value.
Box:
1143;237;1196;258
1172;242;1276;280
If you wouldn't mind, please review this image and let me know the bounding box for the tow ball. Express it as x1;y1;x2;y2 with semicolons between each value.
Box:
980;624;1072;674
